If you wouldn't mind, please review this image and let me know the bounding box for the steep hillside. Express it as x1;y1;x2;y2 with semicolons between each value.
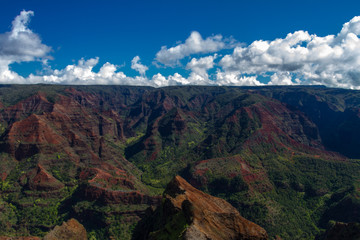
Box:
0;85;358;239
134;176;268;240
255;86;360;158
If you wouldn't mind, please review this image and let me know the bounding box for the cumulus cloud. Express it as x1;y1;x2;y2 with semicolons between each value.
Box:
151;73;189;87
155;31;236;66
33;58;213;86
215;71;263;86
219;16;360;89
186;55;216;80
26;58;151;85
151;72;213;87
0;11;51;82
4;10;360;89
268;72;300;85
131;56;148;76
0;10;51;83
3;10;51;61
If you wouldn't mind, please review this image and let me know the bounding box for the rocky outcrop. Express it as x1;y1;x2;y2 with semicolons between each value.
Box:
138;176;268;240
79;167;135;190
81;183;160;205
43;218;87;240
27;164;64;191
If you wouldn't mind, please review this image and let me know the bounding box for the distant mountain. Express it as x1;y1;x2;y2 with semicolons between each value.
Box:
0;85;359;239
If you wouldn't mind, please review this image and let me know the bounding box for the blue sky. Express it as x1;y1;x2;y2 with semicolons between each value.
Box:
1;0;360;88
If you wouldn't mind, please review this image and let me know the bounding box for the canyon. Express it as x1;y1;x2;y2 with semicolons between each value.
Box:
0;85;359;239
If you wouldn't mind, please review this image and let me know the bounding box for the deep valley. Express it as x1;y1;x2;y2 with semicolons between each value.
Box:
0;84;359;239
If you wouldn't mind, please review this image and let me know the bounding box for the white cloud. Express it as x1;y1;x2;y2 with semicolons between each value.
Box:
219;16;360;89
3;11;360;89
0;10;51;83
4;10;51;61
268;72;299;85
338;16;360;38
155;31;235;66
215;71;263;86
186;55;216;80
219;30;313;74
26;58;151;85
151;72;214;87
151;73;188;87
131;56;148;76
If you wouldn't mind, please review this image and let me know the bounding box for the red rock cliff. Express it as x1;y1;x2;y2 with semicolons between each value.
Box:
142;175;268;240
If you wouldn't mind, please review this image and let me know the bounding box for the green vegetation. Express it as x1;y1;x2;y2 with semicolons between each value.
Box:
0;84;67;107
148;212;188;240
68;199;149;240
0;185;77;237
199;153;360;239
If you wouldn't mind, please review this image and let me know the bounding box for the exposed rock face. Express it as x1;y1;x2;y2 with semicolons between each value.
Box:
322;222;360;240
141;176;268;240
3;93;53;123
27;164;64;191
81;183;161;205
43;218;87;240
79;167;135;190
